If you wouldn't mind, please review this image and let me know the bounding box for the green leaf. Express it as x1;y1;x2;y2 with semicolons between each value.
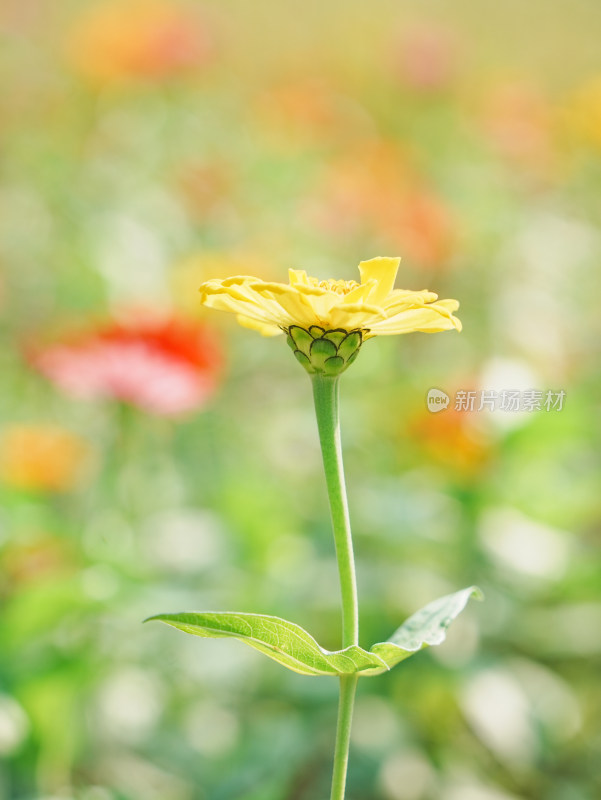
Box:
369;585;483;672
146;611;385;676
146;587;480;678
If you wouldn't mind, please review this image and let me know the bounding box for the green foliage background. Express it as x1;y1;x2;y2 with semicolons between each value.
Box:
1;1;600;798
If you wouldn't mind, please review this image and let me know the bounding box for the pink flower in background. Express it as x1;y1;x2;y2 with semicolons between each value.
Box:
391;24;457;92
32;317;222;417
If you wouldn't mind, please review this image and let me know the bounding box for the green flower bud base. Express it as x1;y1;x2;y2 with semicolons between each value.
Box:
286;325;363;375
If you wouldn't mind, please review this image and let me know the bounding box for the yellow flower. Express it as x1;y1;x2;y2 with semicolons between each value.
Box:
199;257;461;375
199;257;460;336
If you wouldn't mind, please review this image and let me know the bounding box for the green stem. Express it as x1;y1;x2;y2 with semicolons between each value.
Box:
311;375;359;648
329;675;358;800
311;374;359;800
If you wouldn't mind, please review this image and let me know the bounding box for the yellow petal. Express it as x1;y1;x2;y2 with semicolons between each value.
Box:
236;315;283;336
341;279;378;305
432;298;460;313
294;284;342;319
288;269;310;286
326;301;386;330
358;257;401;304
200;281;289;327
369;302;461;335
220;275;267;287
381;289;438;311
254;283;317;328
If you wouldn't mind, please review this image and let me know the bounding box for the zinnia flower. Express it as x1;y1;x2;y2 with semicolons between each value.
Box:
199;257;460;375
32;317;222;417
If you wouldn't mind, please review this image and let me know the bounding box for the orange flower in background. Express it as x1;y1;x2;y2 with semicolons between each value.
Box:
408;407;491;477
309;141;456;268
177;162;232;221
64;0;214;86
0;425;90;492
254;78;369;148
31;317;222;417
482;82;556;176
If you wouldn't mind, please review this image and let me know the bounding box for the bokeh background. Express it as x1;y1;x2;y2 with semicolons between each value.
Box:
1;1;600;798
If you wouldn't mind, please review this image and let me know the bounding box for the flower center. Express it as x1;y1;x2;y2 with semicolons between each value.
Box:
308;278;359;295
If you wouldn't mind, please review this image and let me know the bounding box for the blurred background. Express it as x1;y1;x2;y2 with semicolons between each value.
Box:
1;1;600;798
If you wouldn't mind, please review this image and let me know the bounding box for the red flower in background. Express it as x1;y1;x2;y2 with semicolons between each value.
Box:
32;317;222;417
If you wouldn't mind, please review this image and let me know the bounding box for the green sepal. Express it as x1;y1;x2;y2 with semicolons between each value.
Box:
310;337;338;369
345;349;360;367
338;331;362;361
288;325;314;357
294;350;314;372
285;325;363;376
322;329;347;348
146;587;481;678
324;356;345;375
